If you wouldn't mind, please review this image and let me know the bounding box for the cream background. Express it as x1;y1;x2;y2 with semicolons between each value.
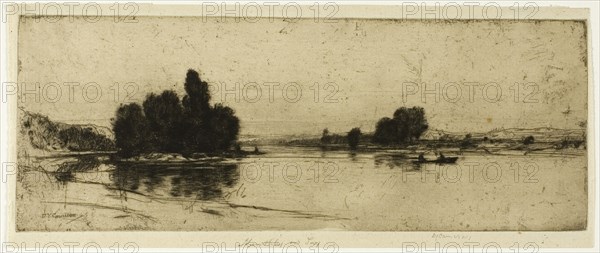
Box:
18;17;587;136
4;3;596;249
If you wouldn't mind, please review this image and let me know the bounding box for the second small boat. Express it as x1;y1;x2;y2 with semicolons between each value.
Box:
413;154;459;164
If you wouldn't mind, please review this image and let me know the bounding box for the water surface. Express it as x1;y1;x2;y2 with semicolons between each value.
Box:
16;146;587;231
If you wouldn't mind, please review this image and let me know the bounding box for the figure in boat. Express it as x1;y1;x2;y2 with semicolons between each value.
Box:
418;153;426;162
414;152;458;164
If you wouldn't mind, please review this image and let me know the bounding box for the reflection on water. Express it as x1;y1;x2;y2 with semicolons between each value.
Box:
54;155;102;184
53;156;240;201
21;146;589;231
111;162;239;200
54;150;433;200
373;153;421;170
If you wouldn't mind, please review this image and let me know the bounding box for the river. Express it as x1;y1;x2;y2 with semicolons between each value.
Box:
16;146;587;231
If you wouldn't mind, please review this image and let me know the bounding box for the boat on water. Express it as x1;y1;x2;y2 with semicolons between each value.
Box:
413;154;458;164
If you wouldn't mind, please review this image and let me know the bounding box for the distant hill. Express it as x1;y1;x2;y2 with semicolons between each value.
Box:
18;108;115;155
261;126;586;146
421;127;585;142
485;127;585;142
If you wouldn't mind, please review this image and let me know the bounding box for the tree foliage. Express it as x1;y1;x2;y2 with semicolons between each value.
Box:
209;103;241;152
347;127;362;149
112;103;151;157
523;135;535;145
320;128;332;145
373;117;397;145
373;106;429;145
460;133;476;148
183;69;211;116
112;69;240;157
59;126;115;151
143;90;184;152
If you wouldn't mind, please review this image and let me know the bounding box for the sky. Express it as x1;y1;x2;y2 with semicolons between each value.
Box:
18;17;588;136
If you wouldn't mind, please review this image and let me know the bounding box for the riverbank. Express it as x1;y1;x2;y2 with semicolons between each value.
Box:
115;149;266;163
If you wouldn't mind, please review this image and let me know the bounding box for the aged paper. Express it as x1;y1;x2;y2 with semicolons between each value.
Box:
3;2;596;250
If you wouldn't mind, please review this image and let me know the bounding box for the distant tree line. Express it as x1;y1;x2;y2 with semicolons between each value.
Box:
112;69;240;158
320;106;428;149
320;127;364;149
318;106;586;152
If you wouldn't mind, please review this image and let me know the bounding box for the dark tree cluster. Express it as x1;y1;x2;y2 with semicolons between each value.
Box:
373;106;429;145
112;69;240;158
320;128;332;145
347;128;362;149
460;133;476;148
523;135;535;145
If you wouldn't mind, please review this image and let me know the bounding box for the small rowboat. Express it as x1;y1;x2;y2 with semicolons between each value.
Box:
413;156;458;164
